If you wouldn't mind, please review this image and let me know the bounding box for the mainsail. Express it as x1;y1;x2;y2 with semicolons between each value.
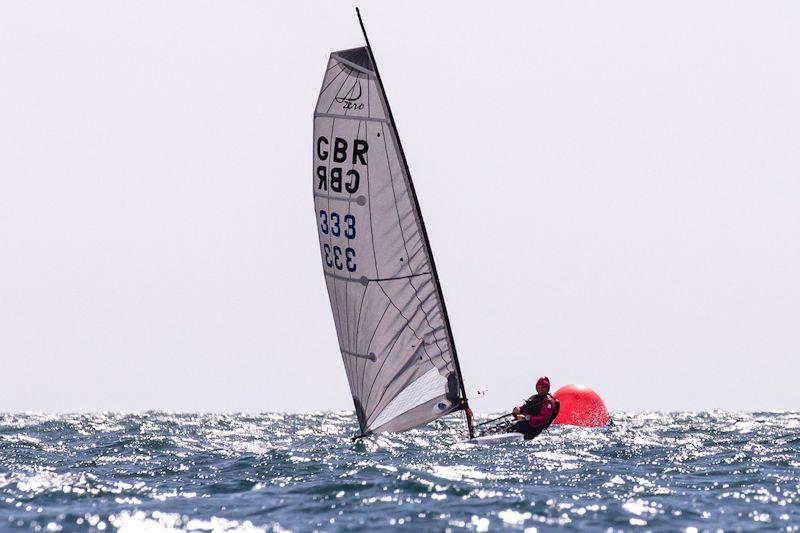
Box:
312;11;473;438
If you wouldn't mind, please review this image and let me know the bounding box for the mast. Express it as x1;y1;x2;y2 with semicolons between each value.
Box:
355;8;475;439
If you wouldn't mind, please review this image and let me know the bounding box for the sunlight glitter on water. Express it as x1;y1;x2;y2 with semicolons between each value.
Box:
1;411;799;531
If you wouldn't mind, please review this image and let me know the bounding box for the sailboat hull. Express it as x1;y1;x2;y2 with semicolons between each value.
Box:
464;433;524;445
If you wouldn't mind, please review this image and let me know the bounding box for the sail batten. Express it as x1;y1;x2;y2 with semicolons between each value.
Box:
313;29;470;437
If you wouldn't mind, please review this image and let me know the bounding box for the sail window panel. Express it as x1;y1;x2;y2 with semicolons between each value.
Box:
361;324;431;422
369;366;448;430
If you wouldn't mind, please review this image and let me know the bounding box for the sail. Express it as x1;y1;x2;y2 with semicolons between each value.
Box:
312;46;466;435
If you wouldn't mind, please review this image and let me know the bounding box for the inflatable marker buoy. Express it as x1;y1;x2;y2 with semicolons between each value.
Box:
552;384;610;427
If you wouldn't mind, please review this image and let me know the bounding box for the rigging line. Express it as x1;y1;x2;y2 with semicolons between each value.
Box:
358;299;392;402
379;121;449;363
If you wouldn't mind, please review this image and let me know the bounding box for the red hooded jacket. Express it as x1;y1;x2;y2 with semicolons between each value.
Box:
518;394;558;428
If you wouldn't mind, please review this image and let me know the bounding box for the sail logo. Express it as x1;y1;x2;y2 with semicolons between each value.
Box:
335;80;365;111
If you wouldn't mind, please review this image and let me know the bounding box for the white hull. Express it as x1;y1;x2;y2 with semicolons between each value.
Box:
464;432;524;445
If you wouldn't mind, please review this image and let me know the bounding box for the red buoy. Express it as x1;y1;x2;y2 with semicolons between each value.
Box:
552;384;610;427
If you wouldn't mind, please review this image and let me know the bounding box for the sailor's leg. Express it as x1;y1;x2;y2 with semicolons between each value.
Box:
508;420;537;440
527;426;544;440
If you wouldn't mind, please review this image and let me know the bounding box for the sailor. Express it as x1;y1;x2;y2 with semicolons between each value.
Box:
509;376;560;440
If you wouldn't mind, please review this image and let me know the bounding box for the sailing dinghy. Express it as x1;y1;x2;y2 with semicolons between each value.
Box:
312;10;481;441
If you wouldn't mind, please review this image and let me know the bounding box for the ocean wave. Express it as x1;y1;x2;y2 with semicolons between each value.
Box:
1;412;798;531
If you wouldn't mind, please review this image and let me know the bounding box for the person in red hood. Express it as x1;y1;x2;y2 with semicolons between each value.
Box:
509;376;560;440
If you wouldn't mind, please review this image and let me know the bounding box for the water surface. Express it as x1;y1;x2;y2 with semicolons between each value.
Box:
1;412;798;531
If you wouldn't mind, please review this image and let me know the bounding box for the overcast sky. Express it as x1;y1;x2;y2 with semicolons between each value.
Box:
1;1;798;414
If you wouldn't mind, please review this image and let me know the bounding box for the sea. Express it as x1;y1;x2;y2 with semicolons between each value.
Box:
1;411;798;532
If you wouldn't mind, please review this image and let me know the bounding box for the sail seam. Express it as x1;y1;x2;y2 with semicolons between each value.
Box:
314;112;389;124
319;66;347;99
360;300;392;405
358;303;391;406
343;114;362;356
323;272;431;283
324;70;356;371
324;116;347;354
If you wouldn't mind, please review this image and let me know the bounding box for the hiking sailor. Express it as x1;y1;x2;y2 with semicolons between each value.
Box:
509;376;560;440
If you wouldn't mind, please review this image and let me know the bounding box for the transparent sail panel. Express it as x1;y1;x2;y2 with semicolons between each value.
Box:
313;48;463;435
369;366;448;431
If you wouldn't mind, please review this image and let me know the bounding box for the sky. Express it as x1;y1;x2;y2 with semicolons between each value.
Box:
1;1;798;414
